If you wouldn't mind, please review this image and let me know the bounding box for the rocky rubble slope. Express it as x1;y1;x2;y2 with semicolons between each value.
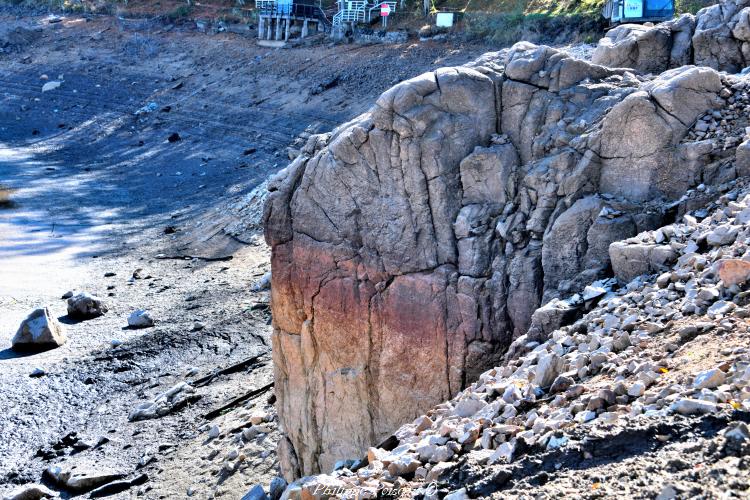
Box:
263;37;750;479
282;177;750;499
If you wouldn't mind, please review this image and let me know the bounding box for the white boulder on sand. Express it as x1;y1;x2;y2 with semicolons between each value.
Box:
127;310;154;328
12;307;67;351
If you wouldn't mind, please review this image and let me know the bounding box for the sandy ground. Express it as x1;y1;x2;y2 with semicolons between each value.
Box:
0;10;493;498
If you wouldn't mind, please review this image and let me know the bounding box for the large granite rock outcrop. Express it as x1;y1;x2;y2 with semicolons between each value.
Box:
593;0;750;74
264;42;732;480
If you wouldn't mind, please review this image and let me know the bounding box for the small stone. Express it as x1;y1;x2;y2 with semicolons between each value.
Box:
677;325;698;339
444;488;469;500
546;435;568;449
269;477;287;500
29;368;46;378
454;398;486;418
367;447;387;464
425;461;454;482
612;331;631;352
208;425;220;439
414;415;433;433
708;300;734;317
414;466;428;480
431;445;454;463
488;441;515;464
718;259;750;287
250;411;267;425
697;287;720;303
587;397;607;411
575;410;597;423
693;368;726;389
549;375;574;394
127;310;155;328
67;292;108;319
240;484;268;500
670;398;718;415
656;272;672;288
707;225;739;246
656;485;678;500
386;453;421;476
597;388;616;405
534;352;562;387
628;381;646;398
724;422;750;442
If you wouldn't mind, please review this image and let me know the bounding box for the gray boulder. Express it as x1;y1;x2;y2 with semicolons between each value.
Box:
66;292;108;319
592;15;696;74
528;299;581;342
592;23;673;74
609;241;679;282
12;307;66;351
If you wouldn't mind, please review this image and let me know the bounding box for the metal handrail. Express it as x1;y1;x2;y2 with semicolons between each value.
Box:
332;1;368;26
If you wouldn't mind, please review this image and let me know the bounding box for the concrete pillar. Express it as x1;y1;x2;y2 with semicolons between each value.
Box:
267;18;273;40
275;16;281;40
258;16;265;39
284;17;290;41
302;19;308;38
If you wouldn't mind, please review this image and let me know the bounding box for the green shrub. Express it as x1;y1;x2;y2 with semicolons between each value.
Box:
674;0;715;15
165;3;192;21
463;11;604;46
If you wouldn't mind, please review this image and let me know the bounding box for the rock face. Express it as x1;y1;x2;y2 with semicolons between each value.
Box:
12;307;67;351
264;42;735;479
282;180;750;499
593;1;750;74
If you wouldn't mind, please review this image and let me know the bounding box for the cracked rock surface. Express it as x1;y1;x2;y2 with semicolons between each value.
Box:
263;40;748;479
593;0;750;74
281;176;750;500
